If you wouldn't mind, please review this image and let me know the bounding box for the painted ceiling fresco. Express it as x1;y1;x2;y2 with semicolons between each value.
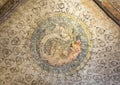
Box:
0;0;120;85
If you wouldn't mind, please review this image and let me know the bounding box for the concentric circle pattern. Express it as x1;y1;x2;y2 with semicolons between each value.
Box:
0;0;120;85
30;14;91;74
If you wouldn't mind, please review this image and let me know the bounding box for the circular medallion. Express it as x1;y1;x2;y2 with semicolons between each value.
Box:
30;13;91;75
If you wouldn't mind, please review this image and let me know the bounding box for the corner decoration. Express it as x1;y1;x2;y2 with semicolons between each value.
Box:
0;0;21;22
30;13;92;75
